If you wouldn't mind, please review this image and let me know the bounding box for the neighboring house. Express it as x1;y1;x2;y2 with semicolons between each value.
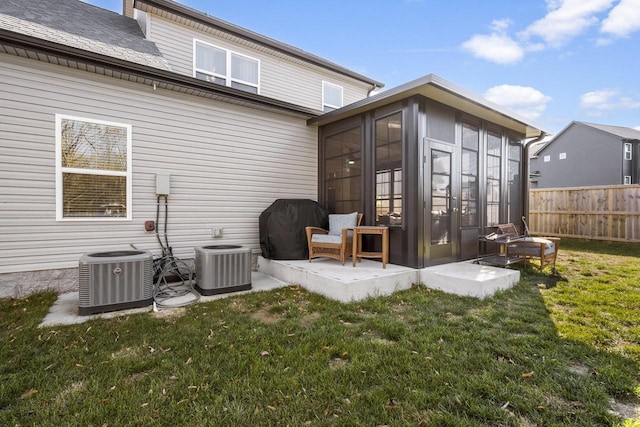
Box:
530;121;640;188
0;0;545;297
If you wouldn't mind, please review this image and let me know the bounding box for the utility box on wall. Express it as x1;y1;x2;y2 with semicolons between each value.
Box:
156;173;171;195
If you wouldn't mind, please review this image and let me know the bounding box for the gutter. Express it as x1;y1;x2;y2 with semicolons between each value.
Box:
523;131;548;225
367;83;381;97
0;28;321;118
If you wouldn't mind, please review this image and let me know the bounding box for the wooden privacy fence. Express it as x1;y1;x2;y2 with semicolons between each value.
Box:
528;185;640;242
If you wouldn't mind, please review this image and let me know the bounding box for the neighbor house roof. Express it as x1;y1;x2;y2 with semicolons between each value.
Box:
309;74;548;139
535;121;640;156
578;121;640;141
133;0;384;90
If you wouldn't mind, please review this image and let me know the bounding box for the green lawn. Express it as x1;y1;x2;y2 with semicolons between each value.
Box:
1;240;639;426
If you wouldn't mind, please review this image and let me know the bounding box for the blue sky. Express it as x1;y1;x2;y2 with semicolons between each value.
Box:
82;0;640;135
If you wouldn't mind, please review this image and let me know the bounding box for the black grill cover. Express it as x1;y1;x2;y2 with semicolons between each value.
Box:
259;199;330;260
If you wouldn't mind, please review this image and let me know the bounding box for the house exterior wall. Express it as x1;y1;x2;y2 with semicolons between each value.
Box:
0;53;318;296
144;14;372;111
531;123;622;188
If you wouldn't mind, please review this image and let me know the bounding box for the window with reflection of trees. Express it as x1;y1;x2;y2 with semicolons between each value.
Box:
461;123;479;227
57;116;130;219
323;127;361;213
375;112;403;226
486;130;502;227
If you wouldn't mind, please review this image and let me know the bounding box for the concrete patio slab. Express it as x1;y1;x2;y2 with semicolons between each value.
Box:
420;261;520;299
258;256;418;302
39;258;520;327
39;271;287;327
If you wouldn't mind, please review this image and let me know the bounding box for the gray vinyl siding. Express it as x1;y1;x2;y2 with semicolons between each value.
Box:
0;53;318;274
147;15;371;110
532;124;622;188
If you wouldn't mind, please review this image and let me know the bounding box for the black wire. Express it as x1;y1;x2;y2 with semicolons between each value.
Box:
153;254;199;309
163;195;170;255
155;195;167;256
152;193;199;309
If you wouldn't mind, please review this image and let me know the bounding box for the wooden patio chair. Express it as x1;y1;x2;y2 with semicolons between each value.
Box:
507;236;560;273
496;222;560;273
306;212;363;265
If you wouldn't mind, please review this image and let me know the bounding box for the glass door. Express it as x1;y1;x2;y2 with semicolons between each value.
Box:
425;140;459;264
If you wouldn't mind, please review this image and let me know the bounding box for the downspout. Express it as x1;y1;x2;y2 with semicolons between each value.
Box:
522;131;548;226
368;84;380;97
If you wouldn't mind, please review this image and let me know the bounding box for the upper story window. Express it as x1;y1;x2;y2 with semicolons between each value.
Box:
624;142;632;160
56;115;132;221
194;39;260;94
322;81;343;112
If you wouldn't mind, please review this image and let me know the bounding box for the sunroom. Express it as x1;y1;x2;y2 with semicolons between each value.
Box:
309;75;546;268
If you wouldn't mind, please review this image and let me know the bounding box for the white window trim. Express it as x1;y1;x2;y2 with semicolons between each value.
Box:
322;81;343;111
55;114;132;221
193;39;260;94
624;142;632;160
624;175;632;185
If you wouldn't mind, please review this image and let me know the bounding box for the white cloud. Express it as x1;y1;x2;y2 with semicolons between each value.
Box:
460;19;524;64
462;0;638;63
601;0;640;37
522;0;615;47
580;89;640;111
483;85;552;121
635;126;640;131
580;89;619;110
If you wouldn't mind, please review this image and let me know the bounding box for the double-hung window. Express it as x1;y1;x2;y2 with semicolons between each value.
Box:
194;39;259;94
322;81;343;112
56;115;132;220
624;142;632;160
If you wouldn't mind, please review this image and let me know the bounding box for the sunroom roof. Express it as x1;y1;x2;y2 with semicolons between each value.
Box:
309;74;548;139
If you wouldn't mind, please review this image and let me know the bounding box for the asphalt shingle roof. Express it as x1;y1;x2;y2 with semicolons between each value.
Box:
0;0;170;70
579;122;640;140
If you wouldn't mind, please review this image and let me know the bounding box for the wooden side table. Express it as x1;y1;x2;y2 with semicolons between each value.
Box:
352;226;389;268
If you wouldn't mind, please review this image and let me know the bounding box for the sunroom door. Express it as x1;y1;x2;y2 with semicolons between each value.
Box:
425;140;460;264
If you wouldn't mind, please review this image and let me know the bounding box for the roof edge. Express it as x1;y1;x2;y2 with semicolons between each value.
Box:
309;74;548;137
0;27;322;118
134;0;384;89
537;121;640;155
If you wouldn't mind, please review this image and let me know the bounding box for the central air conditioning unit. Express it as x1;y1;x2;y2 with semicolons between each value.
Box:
195;245;252;295
78;250;154;315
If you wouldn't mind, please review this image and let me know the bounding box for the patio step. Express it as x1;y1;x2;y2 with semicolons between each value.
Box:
420;261;520;299
258;257;519;302
258;257;417;302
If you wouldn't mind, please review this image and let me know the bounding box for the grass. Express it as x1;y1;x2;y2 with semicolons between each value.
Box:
1;240;639;426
